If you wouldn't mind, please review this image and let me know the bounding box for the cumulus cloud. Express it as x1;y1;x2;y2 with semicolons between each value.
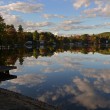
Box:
83;7;101;16
73;0;90;9
101;4;110;15
84;0;110;17
54;23;105;31
0;11;54;31
0;0;110;34
24;21;54;32
43;14;66;19
26;21;54;28
73;0;110;18
1;11;25;27
62;19;82;25
0;2;44;13
52;18;110;32
0;1;49;32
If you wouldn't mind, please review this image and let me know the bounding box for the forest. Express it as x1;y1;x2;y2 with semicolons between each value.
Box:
1;15;110;47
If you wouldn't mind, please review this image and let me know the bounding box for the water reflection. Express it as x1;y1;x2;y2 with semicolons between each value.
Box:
0;45;110;66
10;74;46;87
0;46;110;110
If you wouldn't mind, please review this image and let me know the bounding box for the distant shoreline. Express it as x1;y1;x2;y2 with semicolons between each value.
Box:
0;88;59;110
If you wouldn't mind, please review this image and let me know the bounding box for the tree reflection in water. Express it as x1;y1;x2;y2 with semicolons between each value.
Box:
0;45;110;66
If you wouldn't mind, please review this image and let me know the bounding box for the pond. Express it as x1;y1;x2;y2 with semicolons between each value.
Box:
0;45;110;110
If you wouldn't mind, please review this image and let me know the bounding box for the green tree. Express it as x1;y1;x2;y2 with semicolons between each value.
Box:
0;15;6;46
17;25;25;44
33;30;39;41
0;16;5;33
18;25;23;32
39;34;45;41
5;24;17;45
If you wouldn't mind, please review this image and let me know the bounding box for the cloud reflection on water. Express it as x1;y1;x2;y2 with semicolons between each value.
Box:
9;74;46;87
38;73;110;109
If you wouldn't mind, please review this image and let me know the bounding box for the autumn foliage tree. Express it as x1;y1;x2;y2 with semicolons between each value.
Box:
0;15;6;45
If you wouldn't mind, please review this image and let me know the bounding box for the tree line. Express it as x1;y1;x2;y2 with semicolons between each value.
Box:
1;15;110;47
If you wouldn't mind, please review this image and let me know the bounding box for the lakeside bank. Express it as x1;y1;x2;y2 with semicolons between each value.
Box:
0;88;59;110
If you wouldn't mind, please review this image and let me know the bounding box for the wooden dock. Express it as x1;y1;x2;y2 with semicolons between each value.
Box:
0;66;17;72
0;66;17;81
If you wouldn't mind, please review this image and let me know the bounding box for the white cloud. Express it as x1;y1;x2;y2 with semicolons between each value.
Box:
0;10;54;32
0;0;110;34
73;0;110;18
94;0;104;7
26;21;54;28
83;7;101;16
43;14;66;19
83;0;110;17
102;4;110;15
62;19;82;25
1;11;25;27
0;2;44;13
73;0;90;9
53;23;104;32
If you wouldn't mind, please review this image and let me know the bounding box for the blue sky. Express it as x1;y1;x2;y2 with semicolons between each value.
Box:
0;0;110;36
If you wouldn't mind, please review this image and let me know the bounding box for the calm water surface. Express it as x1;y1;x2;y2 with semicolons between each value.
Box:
1;48;110;110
